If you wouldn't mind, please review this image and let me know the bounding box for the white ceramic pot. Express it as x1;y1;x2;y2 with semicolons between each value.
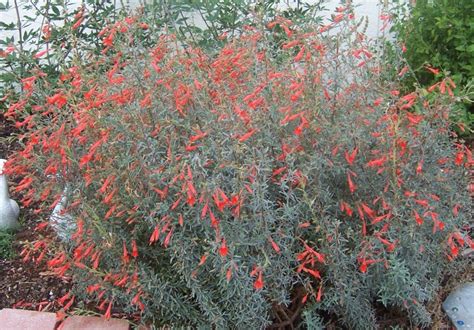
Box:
0;159;20;230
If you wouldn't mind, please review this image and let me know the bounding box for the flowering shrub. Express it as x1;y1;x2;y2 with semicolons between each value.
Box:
4;9;472;328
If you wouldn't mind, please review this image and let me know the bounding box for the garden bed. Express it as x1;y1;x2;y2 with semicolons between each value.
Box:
1;114;72;312
1;2;472;327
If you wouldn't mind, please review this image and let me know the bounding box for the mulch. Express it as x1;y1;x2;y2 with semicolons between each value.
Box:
0;231;72;313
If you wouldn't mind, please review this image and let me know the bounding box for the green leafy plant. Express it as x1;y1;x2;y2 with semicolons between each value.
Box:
390;0;474;138
0;230;15;259
162;0;326;50
0;0;126;117
3;4;473;329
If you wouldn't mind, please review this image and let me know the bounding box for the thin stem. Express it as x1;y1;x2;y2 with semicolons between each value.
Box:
13;0;24;78
38;0;53;67
179;11;198;46
29;0;51;20
197;6;218;40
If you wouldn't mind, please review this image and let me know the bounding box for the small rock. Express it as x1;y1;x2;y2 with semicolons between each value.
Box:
443;282;474;329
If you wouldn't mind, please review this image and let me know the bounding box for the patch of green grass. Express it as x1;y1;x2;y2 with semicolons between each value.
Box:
0;230;16;260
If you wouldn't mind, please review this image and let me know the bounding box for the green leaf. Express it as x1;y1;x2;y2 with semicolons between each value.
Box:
0;72;17;83
0;0;9;10
0;22;15;30
51;5;60;16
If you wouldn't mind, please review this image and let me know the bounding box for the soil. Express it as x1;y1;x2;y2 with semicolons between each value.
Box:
0;229;72;313
0;112;18;157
